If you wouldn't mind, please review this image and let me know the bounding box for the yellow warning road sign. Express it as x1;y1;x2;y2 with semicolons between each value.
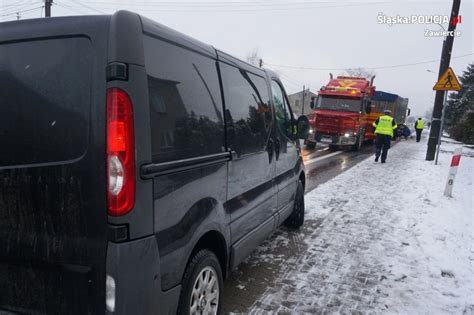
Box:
433;67;462;91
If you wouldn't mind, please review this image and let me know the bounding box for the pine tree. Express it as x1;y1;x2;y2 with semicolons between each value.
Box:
444;63;474;143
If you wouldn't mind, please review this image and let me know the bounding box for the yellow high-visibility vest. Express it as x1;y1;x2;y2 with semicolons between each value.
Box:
416;119;425;129
373;115;396;137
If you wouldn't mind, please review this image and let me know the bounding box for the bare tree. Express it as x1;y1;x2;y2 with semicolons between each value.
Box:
246;47;262;67
343;67;376;79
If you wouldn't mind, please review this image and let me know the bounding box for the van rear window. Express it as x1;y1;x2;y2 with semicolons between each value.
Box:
0;37;91;167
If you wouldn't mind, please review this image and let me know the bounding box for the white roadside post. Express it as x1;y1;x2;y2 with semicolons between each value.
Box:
444;147;462;197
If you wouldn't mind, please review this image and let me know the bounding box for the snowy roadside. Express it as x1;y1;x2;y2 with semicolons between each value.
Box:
249;136;473;314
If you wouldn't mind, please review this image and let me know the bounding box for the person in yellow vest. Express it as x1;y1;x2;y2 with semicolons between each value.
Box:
373;109;397;163
414;117;425;142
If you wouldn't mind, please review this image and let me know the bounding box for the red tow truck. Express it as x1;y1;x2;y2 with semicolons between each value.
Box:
306;75;376;151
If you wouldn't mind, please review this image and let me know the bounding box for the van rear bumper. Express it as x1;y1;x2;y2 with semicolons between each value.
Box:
106;236;180;314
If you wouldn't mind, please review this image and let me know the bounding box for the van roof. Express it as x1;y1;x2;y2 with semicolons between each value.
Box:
140;14;217;58
1;11;278;81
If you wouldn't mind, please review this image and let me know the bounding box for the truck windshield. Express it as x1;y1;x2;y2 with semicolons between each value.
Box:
316;96;361;112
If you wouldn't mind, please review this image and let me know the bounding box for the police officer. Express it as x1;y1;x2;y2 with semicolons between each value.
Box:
414;117;425;142
373;109;397;163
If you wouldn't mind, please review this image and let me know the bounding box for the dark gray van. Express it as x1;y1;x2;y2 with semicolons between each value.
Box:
0;11;309;314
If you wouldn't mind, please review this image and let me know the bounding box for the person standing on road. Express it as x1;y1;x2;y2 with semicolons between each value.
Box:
414;117;425;142
373;109;397;163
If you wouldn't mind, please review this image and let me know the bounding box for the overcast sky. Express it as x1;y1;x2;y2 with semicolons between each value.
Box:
1;0;472;117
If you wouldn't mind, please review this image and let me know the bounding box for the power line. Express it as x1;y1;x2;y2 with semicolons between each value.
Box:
55;1;95;15
0;5;44;18
76;1;388;12
279;78;303;89
85;0;340;4
18;7;44;19
63;0;107;14
264;66;308;93
1;1;36;8
54;2;88;15
82;0;385;7
266;53;474;71
0;2;39;17
274;70;306;86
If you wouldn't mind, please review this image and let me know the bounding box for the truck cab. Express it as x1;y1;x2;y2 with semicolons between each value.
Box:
306;75;375;151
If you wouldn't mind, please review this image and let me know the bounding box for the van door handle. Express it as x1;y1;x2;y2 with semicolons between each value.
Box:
267;139;274;163
275;138;280;160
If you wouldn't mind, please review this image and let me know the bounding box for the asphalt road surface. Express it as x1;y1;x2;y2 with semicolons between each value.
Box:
222;141;375;313
302;142;375;193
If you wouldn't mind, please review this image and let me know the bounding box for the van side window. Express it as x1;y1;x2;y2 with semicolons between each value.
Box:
143;35;225;163
219;63;272;156
271;80;294;139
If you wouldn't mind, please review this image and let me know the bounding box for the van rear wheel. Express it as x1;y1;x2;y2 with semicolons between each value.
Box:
284;180;305;229
178;249;223;315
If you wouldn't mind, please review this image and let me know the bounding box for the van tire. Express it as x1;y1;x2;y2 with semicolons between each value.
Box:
284;180;305;229
178;249;223;315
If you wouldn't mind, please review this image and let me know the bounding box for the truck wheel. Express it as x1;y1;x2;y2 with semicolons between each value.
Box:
328;145;338;151
352;130;365;151
284;180;305;229
352;135;362;151
178;249;223;315
306;141;316;149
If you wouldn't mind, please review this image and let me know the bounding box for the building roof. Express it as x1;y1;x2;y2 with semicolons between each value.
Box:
287;90;317;98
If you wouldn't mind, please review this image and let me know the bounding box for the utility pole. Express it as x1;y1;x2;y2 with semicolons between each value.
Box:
434;91;448;165
426;0;461;160
45;0;53;17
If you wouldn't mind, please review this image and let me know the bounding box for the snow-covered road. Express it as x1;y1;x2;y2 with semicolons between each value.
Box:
227;136;473;314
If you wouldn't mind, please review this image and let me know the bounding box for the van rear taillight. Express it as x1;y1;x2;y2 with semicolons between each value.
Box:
106;88;135;216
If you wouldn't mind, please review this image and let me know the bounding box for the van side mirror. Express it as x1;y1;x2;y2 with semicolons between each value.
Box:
310;96;315;109
407;108;411;116
296;115;310;139
366;101;372;114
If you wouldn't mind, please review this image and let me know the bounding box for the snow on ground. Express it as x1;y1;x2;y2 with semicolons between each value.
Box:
248;135;473;314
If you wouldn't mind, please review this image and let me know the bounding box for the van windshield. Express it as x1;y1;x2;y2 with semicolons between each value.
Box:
0;37;91;166
316;96;361;112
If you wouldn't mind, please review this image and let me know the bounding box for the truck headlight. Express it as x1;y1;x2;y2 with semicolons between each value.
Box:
344;129;354;137
106;274;116;312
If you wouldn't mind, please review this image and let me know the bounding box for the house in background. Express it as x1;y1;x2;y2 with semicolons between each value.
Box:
287;89;318;116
